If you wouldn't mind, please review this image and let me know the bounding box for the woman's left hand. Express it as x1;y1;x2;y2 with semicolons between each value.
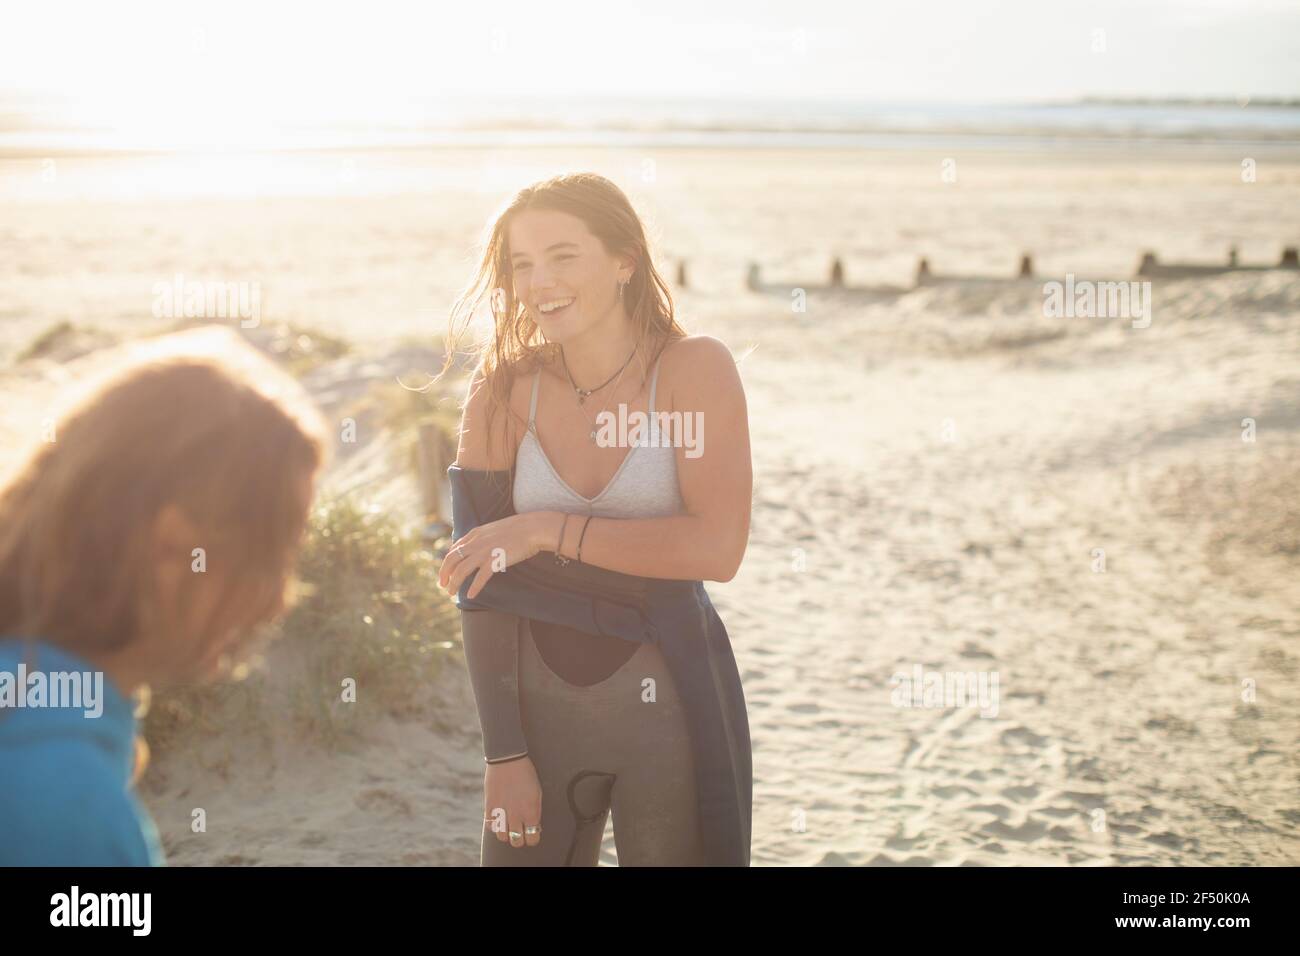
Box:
439;512;558;601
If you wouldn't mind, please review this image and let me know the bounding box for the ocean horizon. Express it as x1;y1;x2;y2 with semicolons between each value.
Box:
3;93;1299;156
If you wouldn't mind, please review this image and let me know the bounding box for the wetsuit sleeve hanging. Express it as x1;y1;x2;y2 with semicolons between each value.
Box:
448;465;656;640
450;467;528;763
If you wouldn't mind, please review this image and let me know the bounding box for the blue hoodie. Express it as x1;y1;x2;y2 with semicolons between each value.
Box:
0;639;165;866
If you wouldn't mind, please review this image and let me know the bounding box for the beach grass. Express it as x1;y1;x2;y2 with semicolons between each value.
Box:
16;320;77;361
143;495;461;757
16;321;117;363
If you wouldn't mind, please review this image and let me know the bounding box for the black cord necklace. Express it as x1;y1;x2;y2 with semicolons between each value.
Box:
559;344;638;406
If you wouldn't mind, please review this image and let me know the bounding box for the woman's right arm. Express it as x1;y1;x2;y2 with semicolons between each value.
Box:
455;364;543;849
454;362;530;766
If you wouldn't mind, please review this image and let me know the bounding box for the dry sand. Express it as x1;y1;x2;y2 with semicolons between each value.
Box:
2;146;1297;864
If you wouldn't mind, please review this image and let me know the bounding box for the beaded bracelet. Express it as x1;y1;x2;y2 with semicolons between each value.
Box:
554;513;571;566
577;515;593;564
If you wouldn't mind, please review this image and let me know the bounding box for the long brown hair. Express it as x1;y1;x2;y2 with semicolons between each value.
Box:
0;327;329;661
443;172;688;466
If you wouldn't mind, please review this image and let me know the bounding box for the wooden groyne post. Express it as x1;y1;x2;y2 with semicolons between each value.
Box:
830;258;844;287
915;257;931;286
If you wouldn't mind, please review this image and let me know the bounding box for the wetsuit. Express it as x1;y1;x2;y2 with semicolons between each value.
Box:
458;356;721;865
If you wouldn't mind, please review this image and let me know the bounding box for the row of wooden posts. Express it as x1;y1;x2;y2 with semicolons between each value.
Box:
666;245;1300;291
415;246;1296;528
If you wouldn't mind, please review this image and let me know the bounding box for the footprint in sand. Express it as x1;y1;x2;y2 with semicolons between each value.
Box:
1000;784;1041;803
355;788;413;816
932;784;979;799
1000;726;1049;748
1145;830;1191;851
979;818;1049;842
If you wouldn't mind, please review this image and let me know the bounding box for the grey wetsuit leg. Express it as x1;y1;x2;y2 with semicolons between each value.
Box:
480;620;613;866
480;618;706;866
607;635;708;866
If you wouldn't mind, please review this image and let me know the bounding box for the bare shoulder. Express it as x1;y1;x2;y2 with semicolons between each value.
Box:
455;359;534;469
658;334;745;408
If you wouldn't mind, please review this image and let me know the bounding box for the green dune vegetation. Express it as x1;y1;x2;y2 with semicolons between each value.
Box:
137;327;467;760
143;493;464;759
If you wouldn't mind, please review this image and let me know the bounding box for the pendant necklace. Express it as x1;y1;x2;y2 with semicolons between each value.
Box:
560;344;638;444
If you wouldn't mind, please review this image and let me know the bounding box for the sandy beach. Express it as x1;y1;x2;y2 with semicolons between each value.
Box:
2;144;1297;865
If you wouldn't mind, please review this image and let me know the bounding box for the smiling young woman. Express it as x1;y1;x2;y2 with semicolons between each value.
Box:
440;171;753;866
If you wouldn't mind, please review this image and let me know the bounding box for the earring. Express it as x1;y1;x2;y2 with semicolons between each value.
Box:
618;278;626;299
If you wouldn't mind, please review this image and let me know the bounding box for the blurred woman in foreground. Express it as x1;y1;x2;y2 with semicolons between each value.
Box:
0;327;328;865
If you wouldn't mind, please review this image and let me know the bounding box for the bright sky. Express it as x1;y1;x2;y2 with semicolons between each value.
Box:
4;0;1298;110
